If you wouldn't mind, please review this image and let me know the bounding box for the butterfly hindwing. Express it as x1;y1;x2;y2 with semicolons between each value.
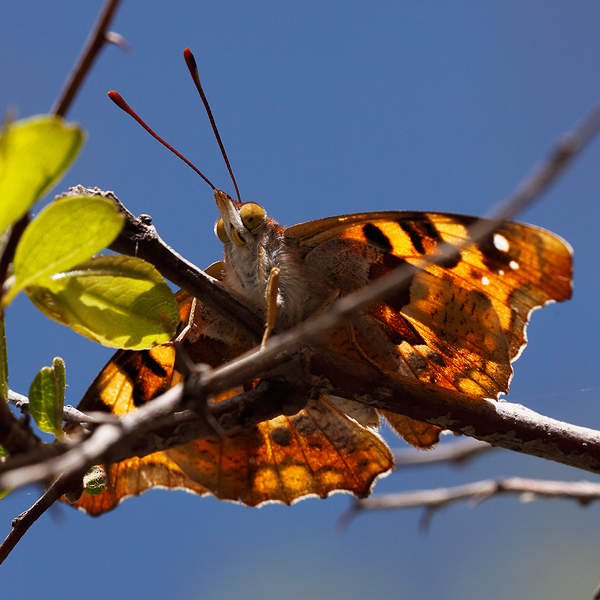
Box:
166;395;392;506
64;282;394;514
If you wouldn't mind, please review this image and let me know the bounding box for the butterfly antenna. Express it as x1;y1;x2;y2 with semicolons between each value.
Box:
107;90;217;191
183;48;242;204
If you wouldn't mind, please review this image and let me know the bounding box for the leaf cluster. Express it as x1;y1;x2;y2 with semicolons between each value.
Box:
0;115;180;495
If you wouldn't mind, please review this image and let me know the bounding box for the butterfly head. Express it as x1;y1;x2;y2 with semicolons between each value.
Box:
214;189;285;304
214;189;267;248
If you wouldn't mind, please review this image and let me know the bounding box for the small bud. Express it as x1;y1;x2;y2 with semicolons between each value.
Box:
83;465;107;496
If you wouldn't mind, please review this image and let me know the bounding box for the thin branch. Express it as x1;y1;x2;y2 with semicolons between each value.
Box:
0;472;84;566
7;389;99;429
392;438;495;468
0;392;41;457
59;186;265;343
0;1;124;294
339;477;600;532
51;0;124;118
0;215;29;296
485;96;600;224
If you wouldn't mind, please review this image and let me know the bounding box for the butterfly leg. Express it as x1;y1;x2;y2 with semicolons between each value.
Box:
313;288;340;316
174;297;198;344
261;267;280;349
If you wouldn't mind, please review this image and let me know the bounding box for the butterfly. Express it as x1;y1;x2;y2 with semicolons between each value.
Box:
63;188;572;516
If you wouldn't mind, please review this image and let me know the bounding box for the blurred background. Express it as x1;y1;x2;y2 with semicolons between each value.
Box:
2;1;600;598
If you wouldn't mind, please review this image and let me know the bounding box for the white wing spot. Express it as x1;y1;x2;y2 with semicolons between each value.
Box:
481;276;490;285
509;260;519;270
493;233;510;252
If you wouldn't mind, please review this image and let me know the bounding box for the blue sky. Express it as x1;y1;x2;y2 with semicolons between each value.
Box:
3;1;600;599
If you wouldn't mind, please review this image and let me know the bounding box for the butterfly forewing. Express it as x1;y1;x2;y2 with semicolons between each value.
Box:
289;211;571;398
285;211;572;445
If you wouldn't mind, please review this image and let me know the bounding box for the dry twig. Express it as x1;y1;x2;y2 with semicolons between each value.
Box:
339;477;600;533
392;438;495;468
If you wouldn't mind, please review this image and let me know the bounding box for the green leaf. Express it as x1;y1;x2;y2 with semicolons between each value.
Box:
28;357;65;438
0;115;85;232
2;196;124;307
26;255;180;349
0;445;10;500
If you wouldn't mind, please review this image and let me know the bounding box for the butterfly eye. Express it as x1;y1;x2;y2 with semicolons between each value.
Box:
215;218;230;244
240;202;266;231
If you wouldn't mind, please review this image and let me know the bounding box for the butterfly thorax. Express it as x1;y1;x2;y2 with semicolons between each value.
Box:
222;217;325;329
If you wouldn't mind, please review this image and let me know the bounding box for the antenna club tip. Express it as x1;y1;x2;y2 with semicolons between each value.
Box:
183;47;198;70
107;90;128;110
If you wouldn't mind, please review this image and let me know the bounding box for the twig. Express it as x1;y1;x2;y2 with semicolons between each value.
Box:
59;186;265;342
51;0;123;118
0;472;83;566
339;477;600;532
0;215;29;296
392;438;495;468
0;0;124;290
0;0;126;565
7;389;102;429
0;391;41;457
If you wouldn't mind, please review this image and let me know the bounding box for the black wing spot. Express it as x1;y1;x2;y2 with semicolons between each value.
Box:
398;218;438;254
399;217;463;268
116;352;147;407
141;351;168;378
118;350;169;407
362;223;393;253
272;426;292;447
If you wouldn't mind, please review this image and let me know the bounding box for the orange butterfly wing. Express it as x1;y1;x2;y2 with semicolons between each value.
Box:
287;212;572;446
63;344;212;515
166;396;392;506
65;288;393;514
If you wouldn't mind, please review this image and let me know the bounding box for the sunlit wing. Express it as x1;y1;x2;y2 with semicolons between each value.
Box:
64;281;393;514
166;395;392;506
287;211;573;446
